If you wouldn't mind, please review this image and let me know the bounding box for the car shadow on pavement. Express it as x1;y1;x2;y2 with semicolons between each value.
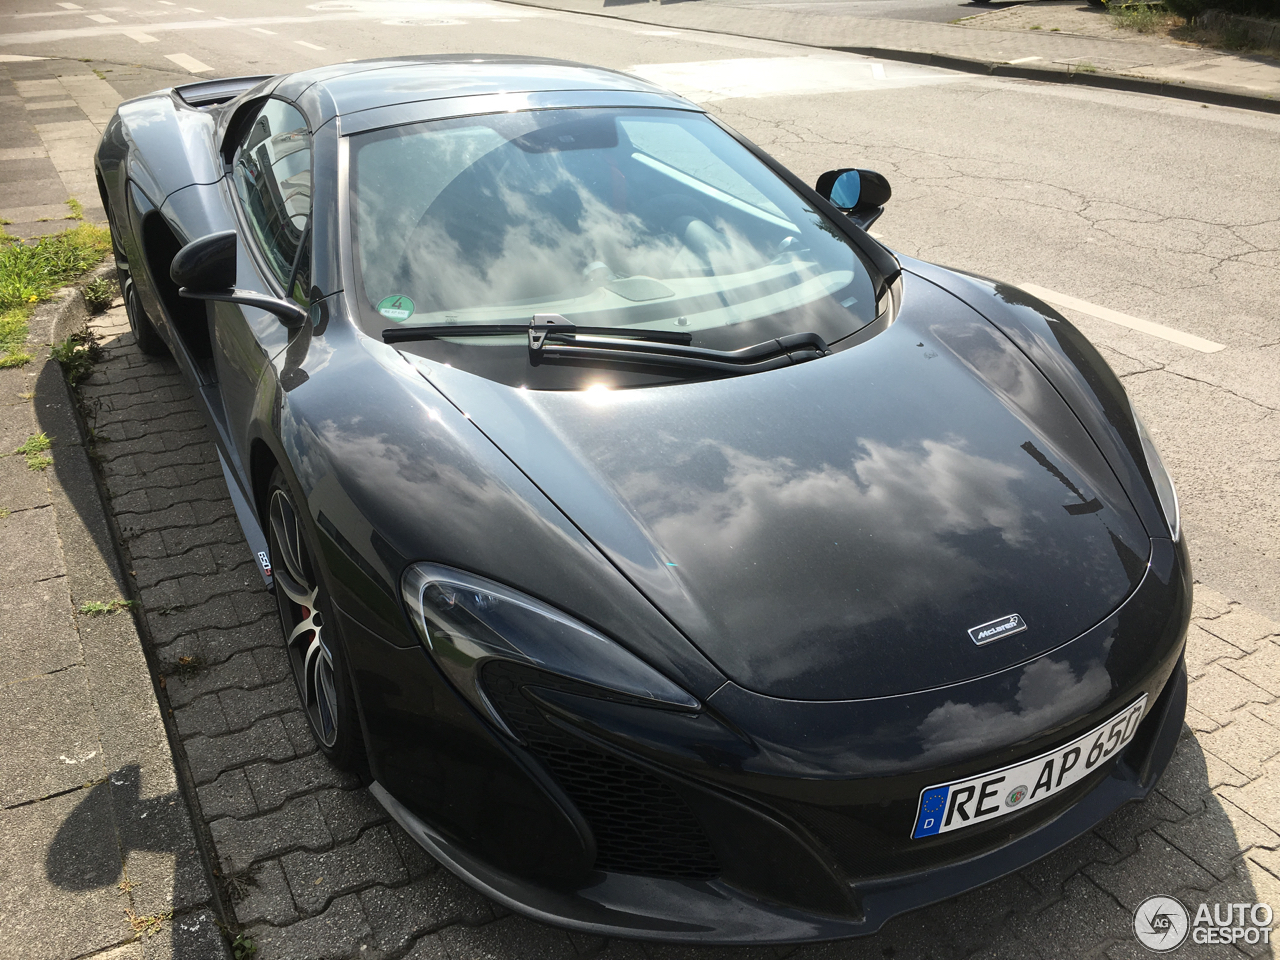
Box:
32;346;133;605
47;764;223;955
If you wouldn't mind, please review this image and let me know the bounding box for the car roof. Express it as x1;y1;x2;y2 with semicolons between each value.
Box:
272;55;694;129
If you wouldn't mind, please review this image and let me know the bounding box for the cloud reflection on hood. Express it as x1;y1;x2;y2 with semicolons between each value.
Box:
610;436;1029;693
734;652;1114;778
915;655;1111;762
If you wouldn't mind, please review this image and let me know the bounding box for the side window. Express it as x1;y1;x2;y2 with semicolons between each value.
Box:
232;99;312;303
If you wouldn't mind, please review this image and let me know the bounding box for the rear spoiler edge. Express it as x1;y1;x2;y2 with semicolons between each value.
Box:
175;74;275;108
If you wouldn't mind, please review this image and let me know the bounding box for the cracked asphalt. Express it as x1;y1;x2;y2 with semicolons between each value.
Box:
2;0;1279;956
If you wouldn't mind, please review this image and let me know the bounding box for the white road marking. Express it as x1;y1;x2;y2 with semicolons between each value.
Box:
185;6;203;10
251;26;275;33
25;99;77;109
86;13;117;22
57;2;83;7
1008;56;1042;65
0;4;540;43
157;1;174;5
295;39;324;49
0;54;49;60
164;51;212;72
123;28;158;41
871;62;885;79
630;57;971;102
1019;283;1226;353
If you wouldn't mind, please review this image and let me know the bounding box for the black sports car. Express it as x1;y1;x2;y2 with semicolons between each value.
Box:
95;56;1190;943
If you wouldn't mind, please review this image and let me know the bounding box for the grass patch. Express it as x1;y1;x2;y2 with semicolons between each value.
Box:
1109;2;1178;33
0;224;110;368
1077;60;1098;72
52;326;102;385
78;598;135;616
231;933;258;959
1172;19;1280;54
16;432;53;470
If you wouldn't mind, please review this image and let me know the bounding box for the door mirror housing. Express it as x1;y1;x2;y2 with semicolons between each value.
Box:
815;168;893;230
171;230;236;291
172;231;308;328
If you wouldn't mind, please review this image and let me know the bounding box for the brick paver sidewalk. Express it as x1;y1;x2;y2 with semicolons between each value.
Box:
73;296;1280;959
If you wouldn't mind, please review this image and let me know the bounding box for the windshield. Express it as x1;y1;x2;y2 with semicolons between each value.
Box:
350;107;879;386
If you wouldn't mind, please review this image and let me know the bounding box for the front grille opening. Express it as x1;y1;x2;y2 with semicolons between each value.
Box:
482;661;719;881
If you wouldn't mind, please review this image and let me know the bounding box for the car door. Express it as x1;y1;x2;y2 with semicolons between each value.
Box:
215;97;313;475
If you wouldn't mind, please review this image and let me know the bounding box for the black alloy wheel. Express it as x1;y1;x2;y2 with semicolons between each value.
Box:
267;469;365;771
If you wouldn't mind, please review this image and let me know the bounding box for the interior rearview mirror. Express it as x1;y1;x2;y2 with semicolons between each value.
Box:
815;168;893;230
172;231;308;328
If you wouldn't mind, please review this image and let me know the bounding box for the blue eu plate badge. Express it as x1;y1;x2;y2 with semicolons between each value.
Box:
914;787;949;838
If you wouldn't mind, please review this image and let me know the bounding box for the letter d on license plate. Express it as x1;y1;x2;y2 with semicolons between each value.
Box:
912;695;1147;839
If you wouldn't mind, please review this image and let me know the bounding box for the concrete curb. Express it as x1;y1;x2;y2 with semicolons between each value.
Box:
503;0;1280;114
28;266;236;958
828;45;1280;114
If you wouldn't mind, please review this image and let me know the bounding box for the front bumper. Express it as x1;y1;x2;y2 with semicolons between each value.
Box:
367;538;1191;943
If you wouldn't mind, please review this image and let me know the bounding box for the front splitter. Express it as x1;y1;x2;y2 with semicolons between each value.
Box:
368;661;1185;945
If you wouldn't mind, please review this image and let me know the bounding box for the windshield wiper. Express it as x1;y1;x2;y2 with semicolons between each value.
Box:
382;317;692;347
383;315;829;375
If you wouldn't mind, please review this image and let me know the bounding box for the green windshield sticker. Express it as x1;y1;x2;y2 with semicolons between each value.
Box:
377;295;414;321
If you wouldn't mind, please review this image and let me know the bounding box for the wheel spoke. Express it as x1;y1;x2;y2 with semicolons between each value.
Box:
270;484;340;749
287;604;318;646
269;492;310;590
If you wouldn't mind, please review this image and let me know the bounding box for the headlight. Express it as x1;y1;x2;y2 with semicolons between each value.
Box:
1132;406;1180;541
401;563;699;737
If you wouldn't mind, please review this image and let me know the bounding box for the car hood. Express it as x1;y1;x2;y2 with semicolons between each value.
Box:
409;270;1150;700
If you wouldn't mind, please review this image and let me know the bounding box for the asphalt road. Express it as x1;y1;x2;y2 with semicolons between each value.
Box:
3;0;1278;620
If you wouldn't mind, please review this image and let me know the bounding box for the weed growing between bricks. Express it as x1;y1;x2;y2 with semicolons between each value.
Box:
52;324;104;386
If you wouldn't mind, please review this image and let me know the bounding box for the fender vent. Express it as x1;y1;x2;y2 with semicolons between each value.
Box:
482;661;719;881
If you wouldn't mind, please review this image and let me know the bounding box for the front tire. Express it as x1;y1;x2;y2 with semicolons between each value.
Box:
267;468;367;773
123;276;167;357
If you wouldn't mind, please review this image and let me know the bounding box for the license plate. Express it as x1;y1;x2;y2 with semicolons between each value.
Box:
912;695;1148;839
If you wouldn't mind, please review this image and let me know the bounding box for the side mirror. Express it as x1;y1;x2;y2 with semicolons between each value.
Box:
172;231;308;327
815;168;892;230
